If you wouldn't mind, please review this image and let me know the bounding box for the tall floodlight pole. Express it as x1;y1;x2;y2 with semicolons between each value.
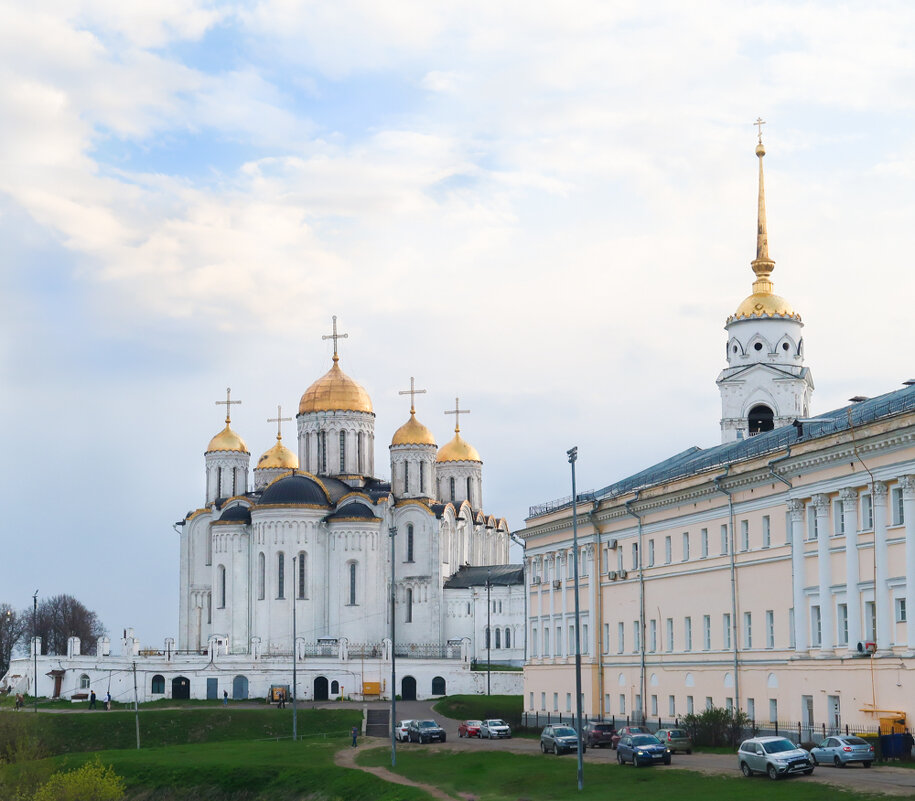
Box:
389;526;397;767
292;555;298;742
568;447;584;792
486;569;491;695
32;590;38;713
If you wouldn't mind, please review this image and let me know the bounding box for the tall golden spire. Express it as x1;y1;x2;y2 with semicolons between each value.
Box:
750;117;775;294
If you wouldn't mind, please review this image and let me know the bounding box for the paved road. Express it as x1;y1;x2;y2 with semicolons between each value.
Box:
369;700;915;798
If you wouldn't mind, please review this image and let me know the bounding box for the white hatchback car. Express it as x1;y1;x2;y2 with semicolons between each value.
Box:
738;736;815;780
394;720;414;742
481;719;512;739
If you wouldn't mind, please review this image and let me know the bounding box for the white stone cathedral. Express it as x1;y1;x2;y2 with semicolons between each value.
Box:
178;326;522;674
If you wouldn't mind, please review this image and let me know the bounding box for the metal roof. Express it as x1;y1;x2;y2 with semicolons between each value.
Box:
443;564;524;588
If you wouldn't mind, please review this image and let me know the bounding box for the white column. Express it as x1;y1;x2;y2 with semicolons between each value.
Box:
547;554;555;658
813;494;833;653
901;476;915;652
788;499;808;652
840;488;861;652
872;482;892;652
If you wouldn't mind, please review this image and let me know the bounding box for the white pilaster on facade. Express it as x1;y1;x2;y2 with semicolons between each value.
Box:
587;545;598;658
813;494;833;653
873;482;891;652
788;499;808;651
840;487;861;653
560;553;568;658
901;476;915;653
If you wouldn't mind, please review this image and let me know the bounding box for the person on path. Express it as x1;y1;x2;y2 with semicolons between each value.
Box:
351;726;358;748
223;689;228;706
15;693;23;711
89;690;97;709
105;691;111;711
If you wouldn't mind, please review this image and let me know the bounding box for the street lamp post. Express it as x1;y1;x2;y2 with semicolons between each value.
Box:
486;569;491;695
568;447;584;792
32;590;38;713
389;526;397;767
292;555;298;742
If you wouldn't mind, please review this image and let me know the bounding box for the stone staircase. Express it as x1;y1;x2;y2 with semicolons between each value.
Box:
365;707;390;738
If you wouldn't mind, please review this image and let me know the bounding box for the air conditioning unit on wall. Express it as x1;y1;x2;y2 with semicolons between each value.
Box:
531;576;541;585
619;569;628;579
608;571;618;580
552;579;562;589
607;538;618;550
856;641;876;655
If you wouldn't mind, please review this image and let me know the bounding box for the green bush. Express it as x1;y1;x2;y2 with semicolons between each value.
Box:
681;706;750;747
32;757;124;801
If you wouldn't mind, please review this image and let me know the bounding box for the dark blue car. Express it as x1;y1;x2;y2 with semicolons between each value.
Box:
616;733;671;767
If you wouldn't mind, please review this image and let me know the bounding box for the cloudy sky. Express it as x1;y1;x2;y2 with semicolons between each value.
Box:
2;1;913;649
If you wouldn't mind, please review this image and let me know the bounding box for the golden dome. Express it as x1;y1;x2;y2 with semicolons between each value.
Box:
391;412;436;447
256;440;298;470
207;424;249;454
298;357;373;415
730;291;800;322
436;432;482;463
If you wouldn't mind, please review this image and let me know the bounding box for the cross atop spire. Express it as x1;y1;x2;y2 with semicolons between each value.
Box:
215;387;242;425
754;116;766;145
322;315;348;363
267;405;293;442
444;397;470;433
399;376;427;415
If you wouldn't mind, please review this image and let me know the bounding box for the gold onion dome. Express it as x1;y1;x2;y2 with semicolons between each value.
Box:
257;440;298;470
207;424;248;454
299;357;373;415
392;412;436;447
436;431;482;463
727;135;801;324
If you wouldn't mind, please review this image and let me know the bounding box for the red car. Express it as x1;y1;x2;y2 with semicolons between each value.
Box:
459;719;483;738
611;726;651;750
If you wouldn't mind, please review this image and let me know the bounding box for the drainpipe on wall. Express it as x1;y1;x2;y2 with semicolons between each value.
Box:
768;447;793;489
588;503;604;720
624;491;647;725
714;465;741;716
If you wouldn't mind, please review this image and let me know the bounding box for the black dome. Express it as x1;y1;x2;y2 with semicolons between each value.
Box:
259;474;329;507
327;502;376;521
219;505;252;524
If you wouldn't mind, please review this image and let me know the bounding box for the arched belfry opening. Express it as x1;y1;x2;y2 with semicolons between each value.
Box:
748;404;774;436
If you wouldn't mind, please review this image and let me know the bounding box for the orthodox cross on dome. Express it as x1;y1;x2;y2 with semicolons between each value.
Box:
267;405;292;442
754;116;766;145
322;315;348;363
215;387;242;425
399;376;427;415
444;397;470;433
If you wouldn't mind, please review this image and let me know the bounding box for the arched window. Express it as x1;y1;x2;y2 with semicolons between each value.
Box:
79;673;90;690
217;565;226;608
277;552;285;599
331;680;339;694
405;588;413;622
495;629;501;649
748;404;774;436
505;628;511;648
357;432;364;473
339;430;346;472
319;431;327;474
151;674;165;694
257;552;265;600
297;551;307;599
207;591;212;623
403;461;409;493
348;562;357;605
217;466;223;496
450;477;455;502
485;627;490;649
419;462;425;494
466;477;472;503
431;676;446;695
206;530;212;566
406;524;414;562
305;432;311;472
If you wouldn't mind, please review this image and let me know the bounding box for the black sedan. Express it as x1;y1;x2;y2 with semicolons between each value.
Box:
616;733;671;766
408;719;446;743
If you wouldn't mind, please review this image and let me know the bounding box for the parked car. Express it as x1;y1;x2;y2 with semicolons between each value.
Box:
582;722;616;748
459;720;483;738
616;734;671;766
481;719;512;739
408;719;446;743
540;725;586;755
611;725;651;749
738;736;814;780
655;728;692;754
808;736;874;768
395;720;414;742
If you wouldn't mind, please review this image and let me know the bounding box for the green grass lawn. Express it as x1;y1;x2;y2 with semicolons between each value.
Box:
357;747;885;801
2;739;435;801
433;694;521;723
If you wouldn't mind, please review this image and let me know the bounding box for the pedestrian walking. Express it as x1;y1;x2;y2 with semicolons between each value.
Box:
223;689;228;706
89;690;97;709
351;726;358;748
15;693;23;711
105;691;111;711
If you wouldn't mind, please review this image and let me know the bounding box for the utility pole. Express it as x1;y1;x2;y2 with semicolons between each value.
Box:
568;446;584;792
133;662;140;749
486;569;491;696
292;555;298;742
389;526;397;767
32;590;38;713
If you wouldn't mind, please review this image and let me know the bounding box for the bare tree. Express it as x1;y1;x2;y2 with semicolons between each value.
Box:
0;604;28;678
28;595;106;656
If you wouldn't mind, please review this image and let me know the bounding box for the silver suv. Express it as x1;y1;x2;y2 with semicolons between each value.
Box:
738;736;814;780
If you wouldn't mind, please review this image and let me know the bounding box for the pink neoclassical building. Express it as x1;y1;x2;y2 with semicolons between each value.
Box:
519;139;915;733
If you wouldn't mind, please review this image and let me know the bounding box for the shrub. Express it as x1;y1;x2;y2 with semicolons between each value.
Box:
31;757;125;801
681;706;751;747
